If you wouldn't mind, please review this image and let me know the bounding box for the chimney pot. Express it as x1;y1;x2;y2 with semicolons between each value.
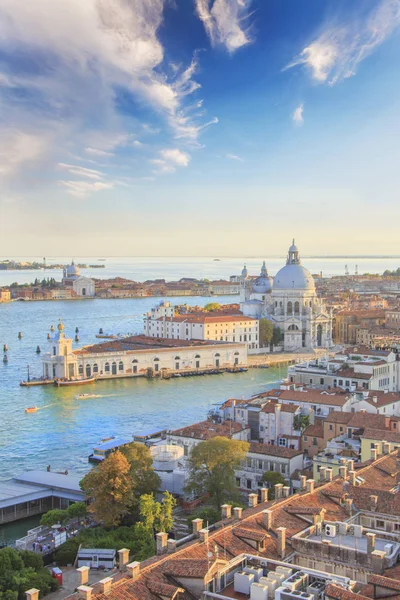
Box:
233;507;243;520
383;442;390;454
370;495;378;512
156;532;168;555
366;532;376;554
167;538;177;553
260;488;269;503
300;475;307;490
347;459;355;471
339;466;348;480
262;509;273;530
325;468;333;482
25;590;40;600
248;493;258;508
199;528;209;543
371;448;378;461
192;518;203;535
319;467;327;482
275;483;283;499
77;586;92;600
221;504;232;519
306;479;315;493
282;486;290;498
76;566;90;586
349;470;356;486
99;577;113;596
127;561;140;580
277;527;286;559
118;548;130;569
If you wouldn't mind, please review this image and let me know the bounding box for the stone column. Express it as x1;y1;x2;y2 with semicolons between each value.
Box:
192;518;203;536
221;504;232;519
127;561;140;580
118;548;130;570
233;507;243;520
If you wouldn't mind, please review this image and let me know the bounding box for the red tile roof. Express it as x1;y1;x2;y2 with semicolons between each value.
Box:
249;442;302;459
169;420;247;440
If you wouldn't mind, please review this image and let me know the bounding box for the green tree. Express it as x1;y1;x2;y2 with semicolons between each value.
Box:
261;471;286;499
185;437;249;509
67;502;88;527
139;491;176;533
204;302;221;312
272;327;283;346
293;414;310;433
80;450;134;527
120;443;161;501
259;318;274;347
40;509;68;527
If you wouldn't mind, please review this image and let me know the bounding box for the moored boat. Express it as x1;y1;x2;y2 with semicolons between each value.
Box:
56;377;96;387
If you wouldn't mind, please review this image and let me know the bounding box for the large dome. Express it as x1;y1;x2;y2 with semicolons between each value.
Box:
273;264;315;291
252;261;272;293
67;260;80;278
272;240;315;292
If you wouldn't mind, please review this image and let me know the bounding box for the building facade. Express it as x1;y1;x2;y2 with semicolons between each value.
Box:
240;241;333;352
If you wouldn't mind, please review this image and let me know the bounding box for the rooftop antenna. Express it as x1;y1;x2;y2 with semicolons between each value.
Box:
345;265;349;277
355;265;358;276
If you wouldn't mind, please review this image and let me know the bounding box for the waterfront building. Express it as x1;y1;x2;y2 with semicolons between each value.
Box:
167;420;251;458
42;320;247;381
62;260;95;297
0;287;11;302
334;309;385;344
59;450;400;600
240;241;333;351
144;301;259;352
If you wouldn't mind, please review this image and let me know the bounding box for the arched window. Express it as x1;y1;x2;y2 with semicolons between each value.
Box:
153;357;160;372
112;361;117;375
119;361;124;371
132;359;138;374
288;324;299;331
317;324;322;347
215;353;220;368
195;354;201;368
153;357;160;361
86;364;91;377
93;363;98;373
174;356;181;360
294;301;300;314
287;301;293;315
234;351;240;355
132;359;138;363
215;353;220;357
105;362;110;373
78;364;84;375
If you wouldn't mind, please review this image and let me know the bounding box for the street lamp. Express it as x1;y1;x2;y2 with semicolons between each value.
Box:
27;364;30;383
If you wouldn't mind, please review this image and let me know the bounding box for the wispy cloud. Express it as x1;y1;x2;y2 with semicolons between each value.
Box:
58;163;104;180
285;0;400;84
195;0;253;52
226;153;244;162
150;148;191;174
292;104;304;126
60;180;113;199
0;0;217;195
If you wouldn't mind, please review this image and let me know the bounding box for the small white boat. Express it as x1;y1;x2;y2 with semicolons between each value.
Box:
75;393;101;400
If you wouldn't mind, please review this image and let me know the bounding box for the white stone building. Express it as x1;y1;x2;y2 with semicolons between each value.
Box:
240;241;333;352
42;321;247;381
62;260;95;297
144;301;259;352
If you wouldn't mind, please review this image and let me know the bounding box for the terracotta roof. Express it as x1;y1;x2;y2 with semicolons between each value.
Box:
336;367;372;380
261;400;300;413
303;421;324;437
265;389;350;406
162;558;210;578
249;442;302;459
325;583;371;600
234;527;267;542
343;345;391;357
360;428;400;443
169;420;247;440
368;574;400;591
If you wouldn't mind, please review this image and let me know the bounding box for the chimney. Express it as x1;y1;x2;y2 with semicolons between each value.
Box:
25;590;39;600
277;527;286;559
347;459;355;472
282;486;290;498
262;509;273;530
325;468;333;482
167;539;177;553
76;566;90;586
233;507;243;520
371;448;378;461
248;493;258;508
199;528;209;543
98;577;113;595
339;457;346;465
275;483;283;499
77;586;92;600
383;442;390;454
306;479;315;493
156;532;168;555
366;532;376;554
319;467;326;482
221;504;232;519
370;495;378;512
349;470;356;486
344;498;353;515
127;561;140;580
192;518;203;535
300;475;307;490
260;488;269;503
339;465;348;480
371;550;386;574
118;548;130;569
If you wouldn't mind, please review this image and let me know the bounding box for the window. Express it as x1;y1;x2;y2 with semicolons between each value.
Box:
303;436;308;442
93;363;98;373
329;424;333;431
320;378;324;385
246;479;252;489
105;362;110;373
375;519;385;529
313;437;318;446
53;346;56;355
119;361;124;371
236;477;241;487
78;364;84;375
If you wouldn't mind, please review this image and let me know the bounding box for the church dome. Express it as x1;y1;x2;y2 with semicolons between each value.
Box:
273;240;315;292
67;260;80;278
241;265;248;278
252;261;272;294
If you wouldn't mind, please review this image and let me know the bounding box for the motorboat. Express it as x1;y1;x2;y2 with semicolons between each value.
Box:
75;393;101;400
25;407;38;413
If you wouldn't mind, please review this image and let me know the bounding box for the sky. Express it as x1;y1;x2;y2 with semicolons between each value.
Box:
1;0;400;257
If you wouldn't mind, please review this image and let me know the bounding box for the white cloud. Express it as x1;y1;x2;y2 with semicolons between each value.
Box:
58;163;104;180
285;0;400;84
195;0;253;52
292;104;304;126
85;147;115;157
60;180;113;198
226;153;244;162
0;129;48;177
150;148;191;174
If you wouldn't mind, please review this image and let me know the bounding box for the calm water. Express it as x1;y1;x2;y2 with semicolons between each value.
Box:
0;295;285;483
1;255;400;286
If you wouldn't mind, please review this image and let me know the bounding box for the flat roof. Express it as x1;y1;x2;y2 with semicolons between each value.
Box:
14;470;82;493
93;438;132;451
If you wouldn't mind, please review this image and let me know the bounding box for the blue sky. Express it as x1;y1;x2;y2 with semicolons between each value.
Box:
1;0;400;256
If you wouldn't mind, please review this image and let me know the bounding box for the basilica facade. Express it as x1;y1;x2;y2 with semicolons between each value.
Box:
240;241;333;352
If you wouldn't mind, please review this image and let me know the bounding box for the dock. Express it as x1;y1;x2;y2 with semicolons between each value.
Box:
20;378;54;387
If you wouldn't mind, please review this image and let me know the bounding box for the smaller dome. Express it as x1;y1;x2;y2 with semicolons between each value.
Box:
67;260;80;278
289;239;298;253
252;262;272;294
241;264;248;278
57;319;64;332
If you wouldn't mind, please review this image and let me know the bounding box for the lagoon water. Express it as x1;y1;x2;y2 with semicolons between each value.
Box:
0;294;287;485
